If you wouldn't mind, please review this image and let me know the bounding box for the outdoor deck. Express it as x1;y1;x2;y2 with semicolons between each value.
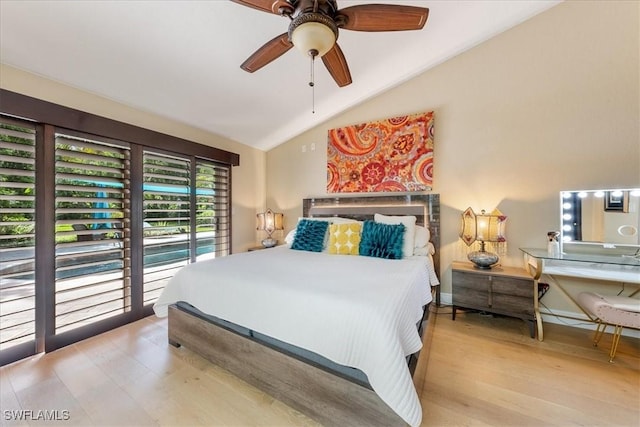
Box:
0;233;216;352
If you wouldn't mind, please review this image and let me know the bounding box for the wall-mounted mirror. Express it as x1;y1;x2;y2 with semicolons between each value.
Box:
560;188;640;247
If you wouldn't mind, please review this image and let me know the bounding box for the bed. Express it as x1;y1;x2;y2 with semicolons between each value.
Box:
153;194;440;427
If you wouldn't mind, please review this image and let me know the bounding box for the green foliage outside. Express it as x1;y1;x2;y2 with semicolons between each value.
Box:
2;125;221;250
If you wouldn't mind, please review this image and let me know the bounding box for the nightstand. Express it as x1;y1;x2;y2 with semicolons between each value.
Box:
451;261;537;338
248;245;278;251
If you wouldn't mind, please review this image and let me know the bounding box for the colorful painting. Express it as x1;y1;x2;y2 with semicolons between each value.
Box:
327;111;434;193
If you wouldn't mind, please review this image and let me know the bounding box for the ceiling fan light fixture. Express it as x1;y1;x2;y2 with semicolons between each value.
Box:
289;13;337;57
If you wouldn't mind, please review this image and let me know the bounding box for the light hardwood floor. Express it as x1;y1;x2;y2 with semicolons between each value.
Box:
1;307;638;426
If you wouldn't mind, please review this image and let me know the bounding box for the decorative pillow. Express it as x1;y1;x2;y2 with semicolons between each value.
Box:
328;223;362;255
374;214;416;257
414;225;430;250
298;216;332;223
359;220;405;259
291;219;329;252
288;217;332;249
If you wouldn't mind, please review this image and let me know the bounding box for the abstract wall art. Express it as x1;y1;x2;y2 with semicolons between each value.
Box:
327;111;434;193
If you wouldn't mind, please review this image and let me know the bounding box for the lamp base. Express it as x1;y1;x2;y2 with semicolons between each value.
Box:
468;250;499;269
261;237;278;248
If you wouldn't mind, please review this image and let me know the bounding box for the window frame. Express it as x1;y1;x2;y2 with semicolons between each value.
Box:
0;90;238;366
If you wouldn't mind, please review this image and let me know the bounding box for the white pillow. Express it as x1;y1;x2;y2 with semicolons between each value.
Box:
284;229;296;245
414;225;430;249
413;242;435;257
374;214;417;257
329;216;362;225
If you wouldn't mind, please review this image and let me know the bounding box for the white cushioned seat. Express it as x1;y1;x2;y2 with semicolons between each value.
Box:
577;292;640;362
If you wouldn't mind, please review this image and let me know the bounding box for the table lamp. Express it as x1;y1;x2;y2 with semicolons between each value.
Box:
459;207;507;269
256;209;284;248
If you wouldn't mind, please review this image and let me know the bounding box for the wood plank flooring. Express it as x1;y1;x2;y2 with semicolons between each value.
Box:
1;306;638;426
422;308;639;426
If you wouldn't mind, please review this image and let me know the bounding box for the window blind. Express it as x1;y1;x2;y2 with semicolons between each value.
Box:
142;151;191;305
54;134;130;334
196;160;230;260
0;119;37;351
0;92;237;366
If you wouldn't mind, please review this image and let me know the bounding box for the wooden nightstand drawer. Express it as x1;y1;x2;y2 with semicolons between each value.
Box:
491;276;534;298
452;270;489;291
492;294;535;317
452;287;489;310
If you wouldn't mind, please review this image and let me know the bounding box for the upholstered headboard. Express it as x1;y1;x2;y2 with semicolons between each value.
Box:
302;194;441;304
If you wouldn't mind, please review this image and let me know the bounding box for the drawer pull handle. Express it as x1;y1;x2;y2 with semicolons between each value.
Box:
488;276;493;307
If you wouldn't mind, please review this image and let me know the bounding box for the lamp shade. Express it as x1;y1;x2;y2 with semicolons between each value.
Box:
459;207;507;269
459;207;506;245
257;209;284;234
460;207;478;246
257;209;284;248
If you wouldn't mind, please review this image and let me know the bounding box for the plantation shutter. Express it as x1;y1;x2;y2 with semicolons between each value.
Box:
0;119;37;352
1;93;238;367
54;134;130;334
141;155;232;305
196;160;230;260
142;151;191;305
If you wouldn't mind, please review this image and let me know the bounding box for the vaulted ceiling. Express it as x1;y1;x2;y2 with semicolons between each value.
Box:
0;1;561;150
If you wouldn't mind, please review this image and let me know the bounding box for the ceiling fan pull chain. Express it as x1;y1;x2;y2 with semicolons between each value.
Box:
309;49;318;114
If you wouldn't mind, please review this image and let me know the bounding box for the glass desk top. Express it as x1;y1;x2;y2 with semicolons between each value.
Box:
520;247;640;267
519;247;640;342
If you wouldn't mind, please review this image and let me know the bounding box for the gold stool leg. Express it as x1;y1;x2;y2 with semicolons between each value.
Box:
593;320;607;347
609;325;623;363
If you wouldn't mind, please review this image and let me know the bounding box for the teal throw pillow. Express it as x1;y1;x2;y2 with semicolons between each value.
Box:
291;219;329;252
359;220;405;259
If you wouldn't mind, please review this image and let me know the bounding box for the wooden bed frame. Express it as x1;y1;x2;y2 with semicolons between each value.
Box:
168;194;440;426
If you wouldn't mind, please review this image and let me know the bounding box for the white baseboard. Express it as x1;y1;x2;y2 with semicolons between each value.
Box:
438;292;639;339
439;292;452;306
539;308;640;339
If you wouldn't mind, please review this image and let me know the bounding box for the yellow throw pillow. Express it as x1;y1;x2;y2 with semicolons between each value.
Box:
328;223;362;255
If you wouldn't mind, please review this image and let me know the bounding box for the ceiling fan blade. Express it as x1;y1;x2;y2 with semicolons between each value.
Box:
230;0;290;15
338;4;429;32
322;43;352;87
241;33;293;73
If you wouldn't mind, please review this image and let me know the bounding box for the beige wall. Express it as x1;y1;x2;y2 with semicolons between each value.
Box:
266;1;640;313
0;64;266;252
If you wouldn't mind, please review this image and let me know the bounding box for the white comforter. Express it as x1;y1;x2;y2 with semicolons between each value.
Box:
154;246;438;426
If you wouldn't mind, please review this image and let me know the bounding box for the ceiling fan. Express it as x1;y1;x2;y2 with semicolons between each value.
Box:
231;0;429;87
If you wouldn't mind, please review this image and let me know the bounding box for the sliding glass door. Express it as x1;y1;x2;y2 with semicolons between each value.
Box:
142;152;191;306
0;116;233;366
54;133;130;334
141;153;231;305
196;161;230;260
0;119;37;362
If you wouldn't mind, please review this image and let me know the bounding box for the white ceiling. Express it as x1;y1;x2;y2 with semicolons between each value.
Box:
0;0;561;151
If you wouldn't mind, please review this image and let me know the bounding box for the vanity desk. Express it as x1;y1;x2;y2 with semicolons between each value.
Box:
520;247;640;341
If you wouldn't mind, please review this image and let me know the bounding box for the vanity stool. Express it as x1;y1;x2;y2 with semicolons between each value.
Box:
577;292;640;362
